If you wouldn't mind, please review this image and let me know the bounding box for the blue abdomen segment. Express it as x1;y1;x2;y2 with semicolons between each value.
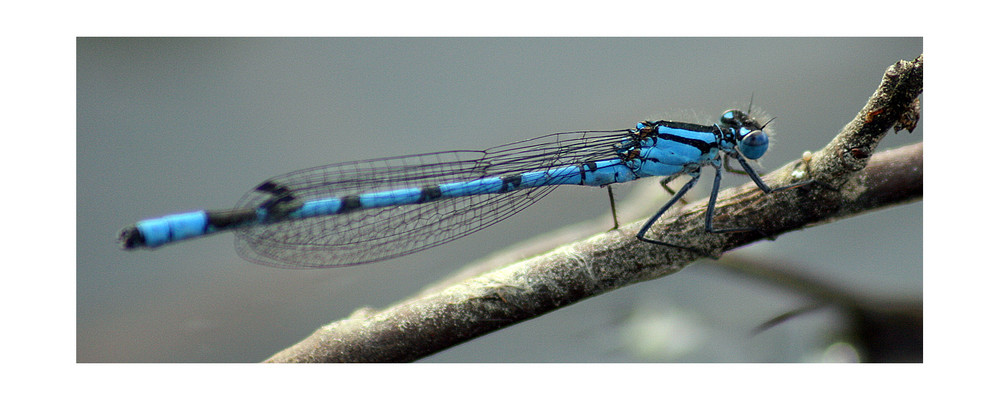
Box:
580;160;638;186
133;211;210;248
122;208;260;249
292;197;347;218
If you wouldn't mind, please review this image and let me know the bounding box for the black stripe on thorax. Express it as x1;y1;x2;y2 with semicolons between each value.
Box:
657;133;716;154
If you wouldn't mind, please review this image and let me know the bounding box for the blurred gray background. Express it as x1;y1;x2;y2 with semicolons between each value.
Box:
78;38;921;362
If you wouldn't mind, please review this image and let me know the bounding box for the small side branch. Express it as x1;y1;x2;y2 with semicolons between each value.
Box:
265;55;923;363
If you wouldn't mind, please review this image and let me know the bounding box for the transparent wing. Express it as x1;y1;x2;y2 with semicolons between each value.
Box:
233;129;631;268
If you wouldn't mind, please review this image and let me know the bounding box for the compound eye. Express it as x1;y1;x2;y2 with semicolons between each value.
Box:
739;129;769;160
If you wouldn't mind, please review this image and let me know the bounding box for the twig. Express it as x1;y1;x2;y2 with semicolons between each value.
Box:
264;55;923;363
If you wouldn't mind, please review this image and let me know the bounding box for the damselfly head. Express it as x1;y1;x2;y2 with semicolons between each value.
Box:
721;109;771;160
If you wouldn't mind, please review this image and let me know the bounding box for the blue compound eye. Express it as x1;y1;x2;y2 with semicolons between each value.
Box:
739;129;769;160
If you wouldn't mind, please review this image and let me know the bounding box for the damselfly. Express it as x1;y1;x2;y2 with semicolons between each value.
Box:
120;108;810;268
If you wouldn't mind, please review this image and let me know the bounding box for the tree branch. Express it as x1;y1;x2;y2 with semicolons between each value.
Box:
264;55;923;363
